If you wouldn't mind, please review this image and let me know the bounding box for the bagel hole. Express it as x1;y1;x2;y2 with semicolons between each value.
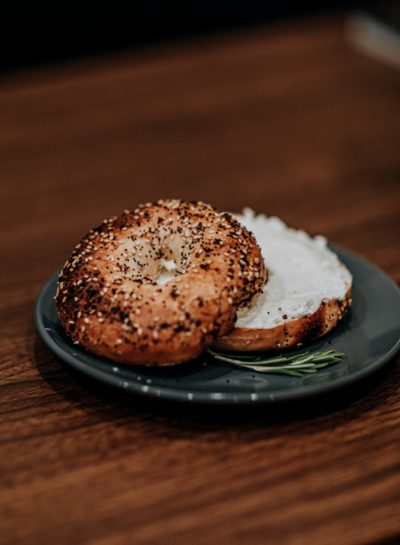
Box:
157;258;178;285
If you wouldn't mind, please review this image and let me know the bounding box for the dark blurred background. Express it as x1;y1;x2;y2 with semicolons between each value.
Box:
0;1;368;72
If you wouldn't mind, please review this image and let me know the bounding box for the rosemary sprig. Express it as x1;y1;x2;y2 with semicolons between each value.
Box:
205;348;344;377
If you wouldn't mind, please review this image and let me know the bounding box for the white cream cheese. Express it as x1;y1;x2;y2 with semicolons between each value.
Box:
234;209;352;329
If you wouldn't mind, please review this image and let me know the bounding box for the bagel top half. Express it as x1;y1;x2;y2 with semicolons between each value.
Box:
56;199;267;365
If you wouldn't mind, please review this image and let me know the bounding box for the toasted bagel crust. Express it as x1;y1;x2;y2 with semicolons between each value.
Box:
212;287;352;352
56;199;266;365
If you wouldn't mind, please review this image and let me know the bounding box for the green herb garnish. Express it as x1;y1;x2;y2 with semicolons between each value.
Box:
206;348;344;377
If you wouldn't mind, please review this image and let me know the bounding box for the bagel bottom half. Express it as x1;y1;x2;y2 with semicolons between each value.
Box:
213;210;353;352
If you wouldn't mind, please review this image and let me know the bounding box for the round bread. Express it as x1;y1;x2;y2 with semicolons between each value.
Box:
56;200;267;365
213;210;352;352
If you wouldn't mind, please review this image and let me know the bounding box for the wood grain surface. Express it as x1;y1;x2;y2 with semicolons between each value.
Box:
1;16;399;545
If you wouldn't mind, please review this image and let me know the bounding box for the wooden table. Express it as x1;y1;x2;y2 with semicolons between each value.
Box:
1;16;399;545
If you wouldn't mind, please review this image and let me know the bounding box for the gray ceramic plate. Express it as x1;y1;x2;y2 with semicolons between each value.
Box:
35;246;400;405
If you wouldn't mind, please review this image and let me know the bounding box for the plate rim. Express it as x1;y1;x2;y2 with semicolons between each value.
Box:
34;245;400;405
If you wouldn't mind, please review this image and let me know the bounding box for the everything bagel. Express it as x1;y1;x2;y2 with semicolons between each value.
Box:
56;200;267;365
